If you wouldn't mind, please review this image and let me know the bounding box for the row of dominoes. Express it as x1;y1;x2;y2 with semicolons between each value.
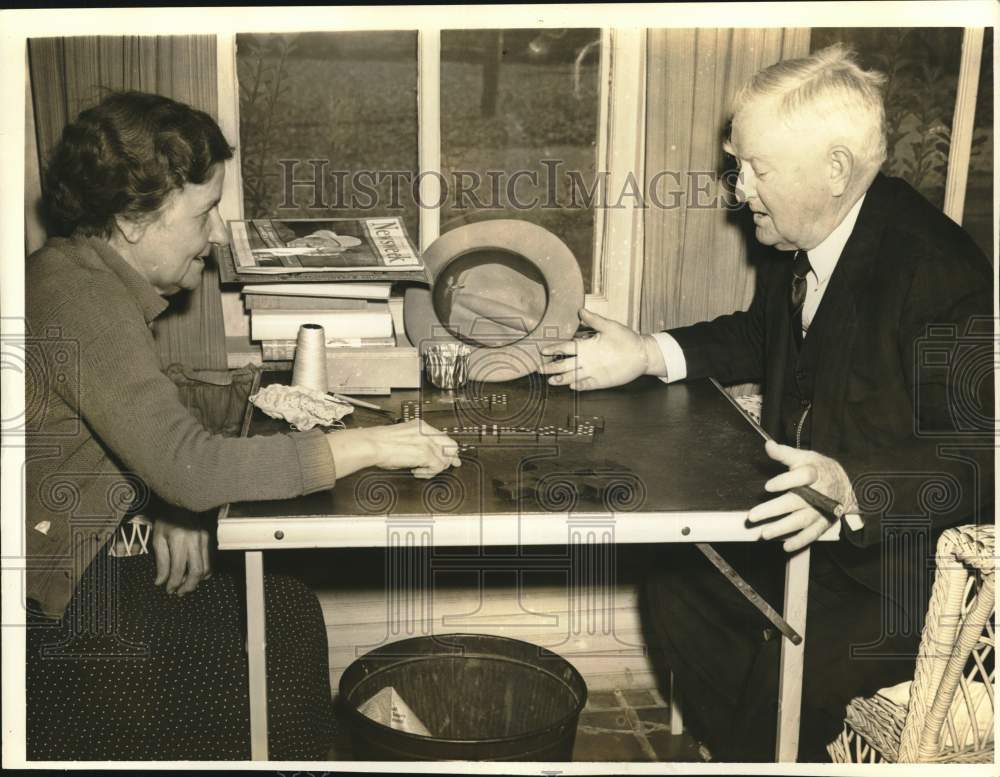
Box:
401;394;509;417
442;422;602;444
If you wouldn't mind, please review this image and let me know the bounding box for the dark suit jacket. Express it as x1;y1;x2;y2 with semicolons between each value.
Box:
668;174;994;622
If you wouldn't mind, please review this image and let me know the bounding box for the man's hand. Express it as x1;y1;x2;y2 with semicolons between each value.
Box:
747;440;856;552
538;308;665;391
152;512;212;596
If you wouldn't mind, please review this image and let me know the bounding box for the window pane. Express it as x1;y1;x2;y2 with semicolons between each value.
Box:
236;32;419;238
962;28;993;264
811;28;963;210
440;29;602;292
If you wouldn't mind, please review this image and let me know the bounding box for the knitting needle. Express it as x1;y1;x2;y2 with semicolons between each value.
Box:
327;393;385;412
323;392;400;422
710;378;845;519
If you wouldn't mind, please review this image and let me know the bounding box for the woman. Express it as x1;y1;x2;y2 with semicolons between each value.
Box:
25;91;459;760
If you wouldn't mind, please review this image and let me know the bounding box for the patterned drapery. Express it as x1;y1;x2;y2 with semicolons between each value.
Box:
642;29;811;339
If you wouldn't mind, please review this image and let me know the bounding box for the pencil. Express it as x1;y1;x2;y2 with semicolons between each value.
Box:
327;393;385;411
323;392;400;422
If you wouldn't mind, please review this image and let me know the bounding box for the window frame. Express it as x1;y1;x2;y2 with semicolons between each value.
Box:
942;27;986;226
216;26;986;341
216;28;647;338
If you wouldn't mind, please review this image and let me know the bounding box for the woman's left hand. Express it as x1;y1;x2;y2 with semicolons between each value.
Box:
152;513;212;595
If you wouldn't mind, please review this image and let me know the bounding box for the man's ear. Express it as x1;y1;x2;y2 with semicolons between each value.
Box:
828;145;854;197
113;213;149;245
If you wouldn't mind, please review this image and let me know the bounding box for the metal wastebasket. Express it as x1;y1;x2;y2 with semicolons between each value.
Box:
339;633;588;761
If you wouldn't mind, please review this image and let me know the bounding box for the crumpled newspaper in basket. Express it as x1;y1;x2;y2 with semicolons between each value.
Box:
357;686;432;736
250;384;353;431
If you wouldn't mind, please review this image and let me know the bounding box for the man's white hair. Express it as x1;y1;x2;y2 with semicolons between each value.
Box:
732;44;888;175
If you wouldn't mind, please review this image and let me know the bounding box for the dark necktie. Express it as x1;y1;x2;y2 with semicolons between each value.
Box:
790;250;812;343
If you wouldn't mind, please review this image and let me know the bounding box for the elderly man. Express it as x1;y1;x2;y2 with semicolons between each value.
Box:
540;45;993;761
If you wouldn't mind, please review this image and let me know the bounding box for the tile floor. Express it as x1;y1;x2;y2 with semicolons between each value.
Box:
327;686;709;763
571;687;708;762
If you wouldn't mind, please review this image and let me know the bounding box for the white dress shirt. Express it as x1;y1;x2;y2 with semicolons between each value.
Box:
653;193;866;380
652;194;868;530
797;194;866;338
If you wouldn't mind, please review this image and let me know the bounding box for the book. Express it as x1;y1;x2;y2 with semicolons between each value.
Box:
261;336;397;361
257;345;421;392
249;309;394;342
325;346;420;390
228;217;423;276
243;282;392;300
244;294;371;311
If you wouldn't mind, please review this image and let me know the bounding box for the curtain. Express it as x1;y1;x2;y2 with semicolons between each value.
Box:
27;35;228;371
642;29;811;348
25;57;46;256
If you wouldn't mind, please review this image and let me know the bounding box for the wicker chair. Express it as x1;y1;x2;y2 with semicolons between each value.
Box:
827;523;995;764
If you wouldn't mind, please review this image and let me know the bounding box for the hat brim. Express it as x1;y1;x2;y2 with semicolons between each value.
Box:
404;220;584;382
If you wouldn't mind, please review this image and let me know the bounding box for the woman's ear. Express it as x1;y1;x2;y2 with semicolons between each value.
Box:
113;213;148;244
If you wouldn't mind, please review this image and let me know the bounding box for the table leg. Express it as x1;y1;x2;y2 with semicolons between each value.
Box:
775;546;810;762
245;550;269;760
669;671;684;735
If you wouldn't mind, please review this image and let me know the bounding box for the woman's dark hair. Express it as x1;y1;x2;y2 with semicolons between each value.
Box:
43;91;233;237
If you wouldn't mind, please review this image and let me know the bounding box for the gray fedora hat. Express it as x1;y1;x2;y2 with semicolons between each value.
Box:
404;219;584;382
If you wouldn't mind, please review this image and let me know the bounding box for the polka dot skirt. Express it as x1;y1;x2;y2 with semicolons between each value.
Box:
27;547;335;760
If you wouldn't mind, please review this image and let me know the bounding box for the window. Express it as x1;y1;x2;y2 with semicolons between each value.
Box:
231;29;625;301
235;32;419;236
439;29;602;290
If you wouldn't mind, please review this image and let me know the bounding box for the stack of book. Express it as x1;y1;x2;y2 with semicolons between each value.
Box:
246;282;396;359
243;283;419;394
225;216;425;394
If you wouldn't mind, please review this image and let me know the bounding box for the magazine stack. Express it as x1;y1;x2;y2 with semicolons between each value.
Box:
221;216;424;393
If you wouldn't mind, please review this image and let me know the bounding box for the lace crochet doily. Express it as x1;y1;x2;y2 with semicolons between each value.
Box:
250;384;353;431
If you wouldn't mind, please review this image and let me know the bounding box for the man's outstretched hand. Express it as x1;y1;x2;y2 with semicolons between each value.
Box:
538;308;665;391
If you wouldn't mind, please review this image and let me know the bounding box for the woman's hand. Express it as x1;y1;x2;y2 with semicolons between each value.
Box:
329;420;461;480
366;420;463;478
151;512;212;595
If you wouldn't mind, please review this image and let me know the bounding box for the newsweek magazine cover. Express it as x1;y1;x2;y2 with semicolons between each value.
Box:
228;216;423;275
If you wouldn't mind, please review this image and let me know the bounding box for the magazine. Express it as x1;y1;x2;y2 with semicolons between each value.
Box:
228;217;423;274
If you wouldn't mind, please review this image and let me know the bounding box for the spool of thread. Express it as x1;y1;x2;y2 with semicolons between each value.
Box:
291;323;328;394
